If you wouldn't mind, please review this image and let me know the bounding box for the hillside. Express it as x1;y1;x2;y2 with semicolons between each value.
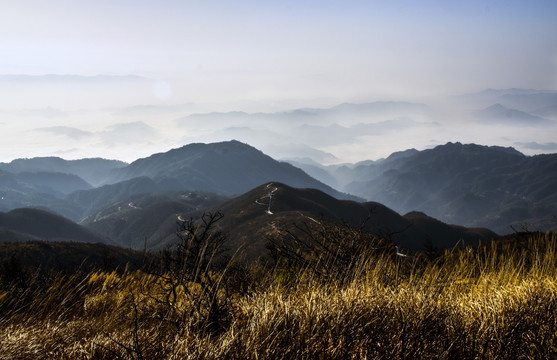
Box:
403;211;497;248
0;169;92;197
0;227;40;243
171;183;496;258
13;171;92;195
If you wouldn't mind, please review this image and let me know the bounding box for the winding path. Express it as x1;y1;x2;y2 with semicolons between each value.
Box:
255;183;278;215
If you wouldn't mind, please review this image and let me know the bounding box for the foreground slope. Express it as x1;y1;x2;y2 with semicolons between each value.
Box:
2;230;552;359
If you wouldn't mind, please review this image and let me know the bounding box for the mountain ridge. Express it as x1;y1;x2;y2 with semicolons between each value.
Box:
1;140;555;239
333;142;557;233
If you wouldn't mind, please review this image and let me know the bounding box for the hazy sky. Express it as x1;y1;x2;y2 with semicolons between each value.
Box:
1;0;557;163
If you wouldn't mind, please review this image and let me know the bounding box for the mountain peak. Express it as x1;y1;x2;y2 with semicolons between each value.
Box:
167;140;258;155
107;141;358;200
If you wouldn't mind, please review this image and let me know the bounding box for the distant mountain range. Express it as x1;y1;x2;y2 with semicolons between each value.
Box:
0;139;555;258
294;142;557;234
0;157;127;186
179;101;431;127
458;88;557;123
458;89;557;112
175;101;434;163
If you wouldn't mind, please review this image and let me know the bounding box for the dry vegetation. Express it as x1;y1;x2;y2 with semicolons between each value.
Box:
0;223;556;359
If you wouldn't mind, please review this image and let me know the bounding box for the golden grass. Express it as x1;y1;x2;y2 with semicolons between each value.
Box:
1;232;556;359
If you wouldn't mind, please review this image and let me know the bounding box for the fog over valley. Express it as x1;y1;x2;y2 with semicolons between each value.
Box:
1;1;556;164
2;78;557;164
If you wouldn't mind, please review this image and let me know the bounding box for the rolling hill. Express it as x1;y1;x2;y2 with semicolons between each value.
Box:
66;176;162;220
12;171;92;195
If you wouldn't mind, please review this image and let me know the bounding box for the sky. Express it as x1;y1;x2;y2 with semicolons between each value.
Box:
1;0;557;163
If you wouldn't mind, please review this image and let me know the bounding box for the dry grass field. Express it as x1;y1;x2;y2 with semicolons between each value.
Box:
0;231;556;359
